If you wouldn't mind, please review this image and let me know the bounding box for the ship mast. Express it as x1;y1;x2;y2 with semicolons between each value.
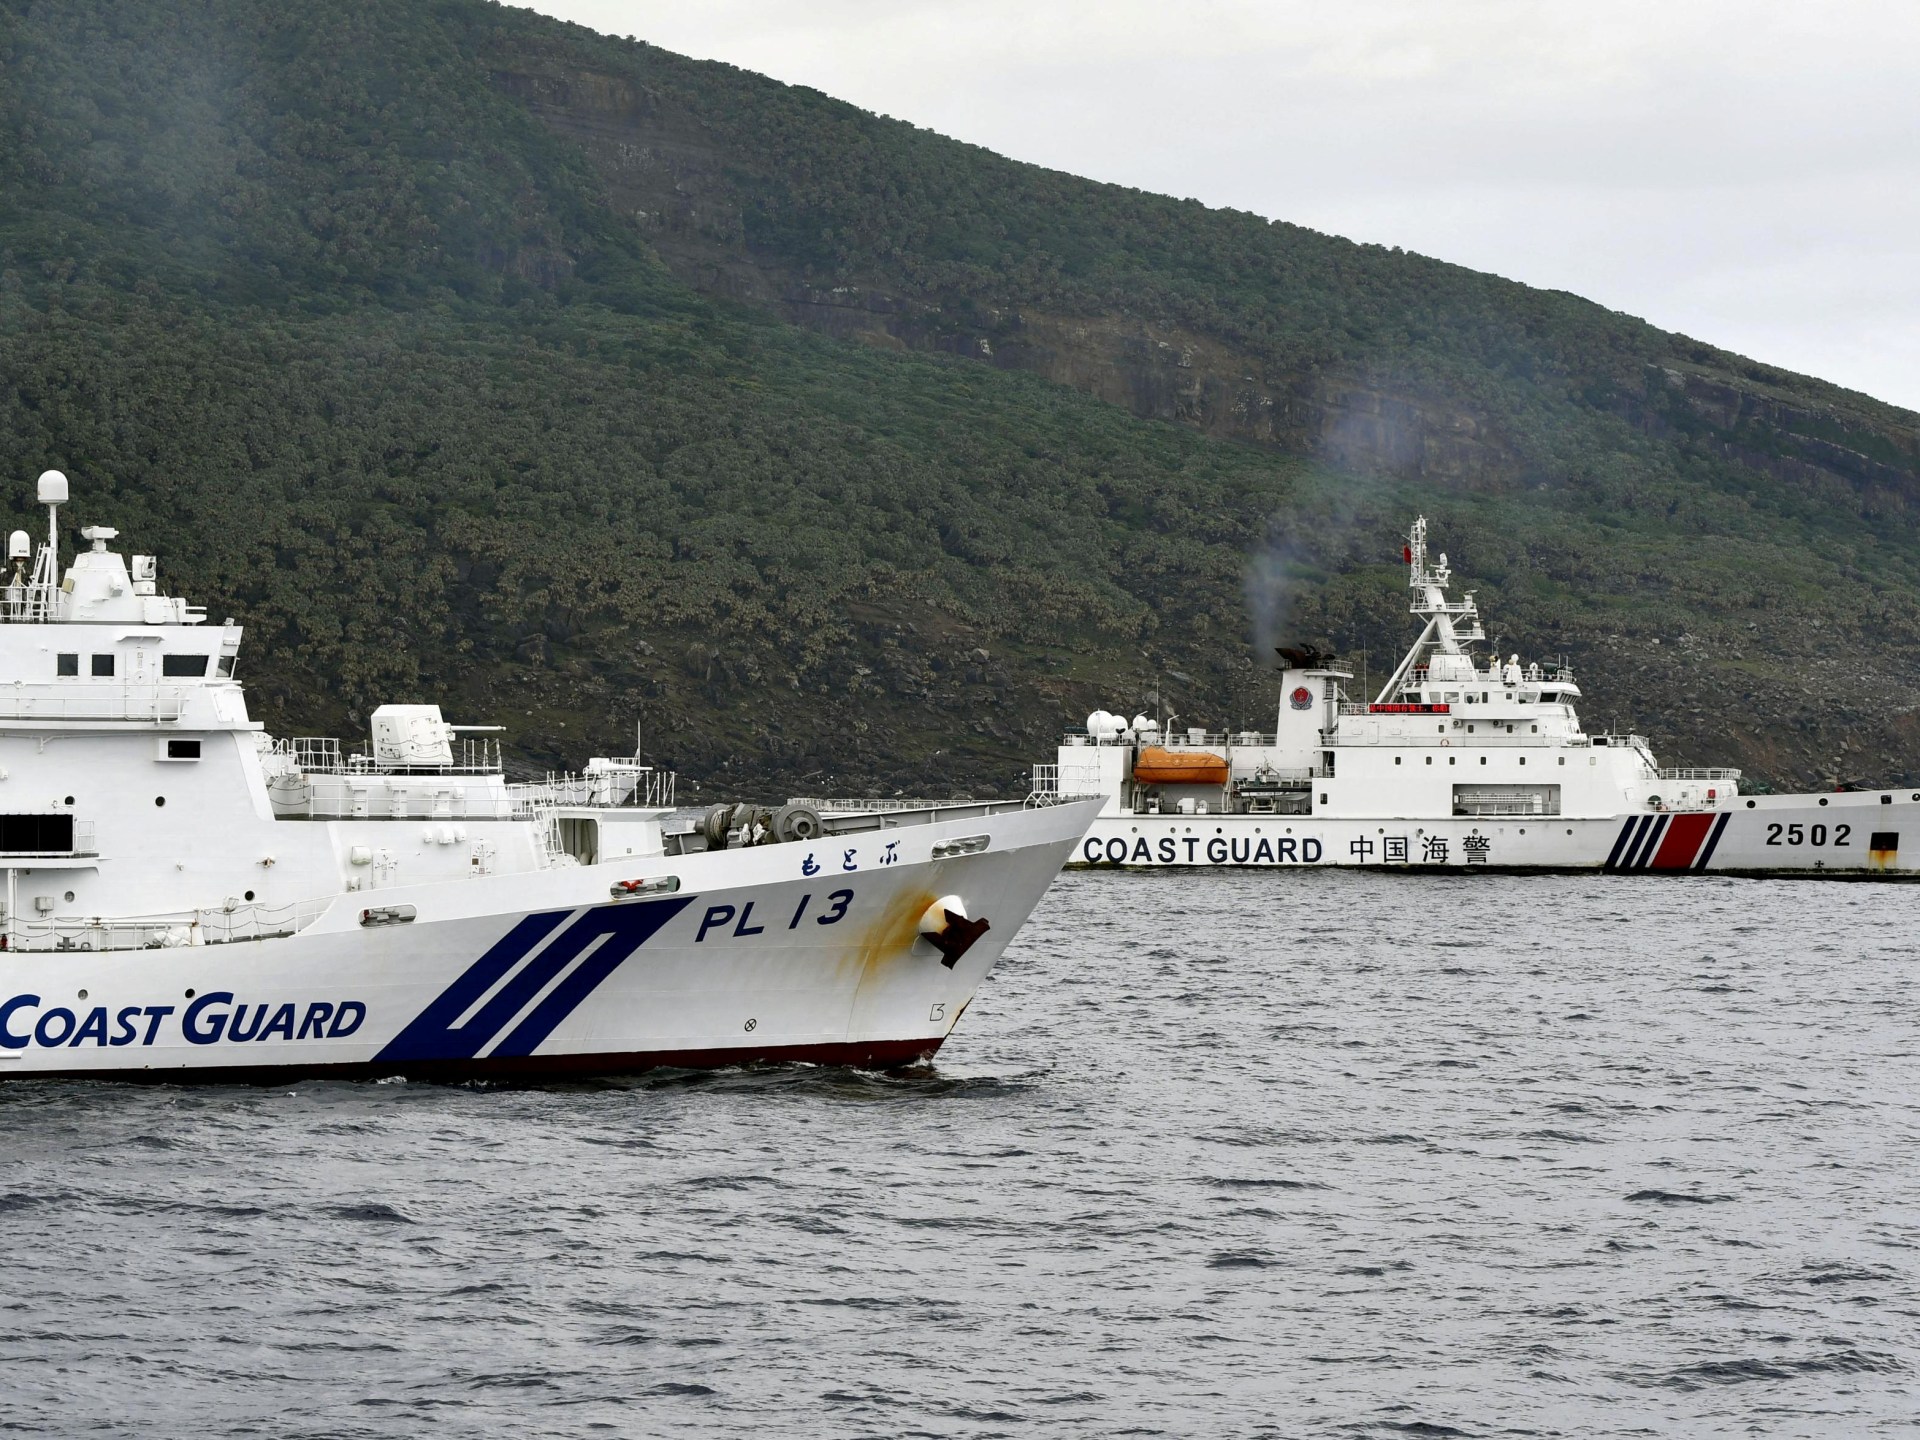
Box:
1372;515;1487;704
19;469;66;624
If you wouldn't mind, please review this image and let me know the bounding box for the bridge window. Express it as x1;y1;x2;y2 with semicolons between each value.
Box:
56;654;77;676
166;740;201;760
90;654;114;676
0;814;74;852
162;654;210;677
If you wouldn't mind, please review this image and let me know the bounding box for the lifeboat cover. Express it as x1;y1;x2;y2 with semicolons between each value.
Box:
1132;746;1229;786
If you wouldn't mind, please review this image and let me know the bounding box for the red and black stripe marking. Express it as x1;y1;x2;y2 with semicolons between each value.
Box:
1604;812;1729;872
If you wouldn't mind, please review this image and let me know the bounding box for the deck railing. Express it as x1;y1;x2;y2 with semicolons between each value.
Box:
0;688;185;723
7;895;332;953
281;736;503;775
790;795;972;814
1063;731;1278;748
511;767;676;814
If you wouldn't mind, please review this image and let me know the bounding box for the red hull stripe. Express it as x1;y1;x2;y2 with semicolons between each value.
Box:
0;1036;947;1087
1651;812;1715;870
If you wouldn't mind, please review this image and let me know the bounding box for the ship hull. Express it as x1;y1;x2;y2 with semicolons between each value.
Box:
0;800;1099;1081
1069;790;1920;876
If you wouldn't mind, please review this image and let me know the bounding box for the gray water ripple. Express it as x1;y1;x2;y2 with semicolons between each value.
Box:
1;870;1918;1436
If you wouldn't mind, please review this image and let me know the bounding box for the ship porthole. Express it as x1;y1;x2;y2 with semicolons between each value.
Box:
1819;798;1829;807
63;795;73;806
244;890;255;901
155;796;166;807
1746;800;1756;808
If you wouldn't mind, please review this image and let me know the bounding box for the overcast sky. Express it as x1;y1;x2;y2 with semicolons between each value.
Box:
523;1;1920;413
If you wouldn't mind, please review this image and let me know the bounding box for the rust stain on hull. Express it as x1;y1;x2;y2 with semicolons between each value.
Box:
843;885;938;984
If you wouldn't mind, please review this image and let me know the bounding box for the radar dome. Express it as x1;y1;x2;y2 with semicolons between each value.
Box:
36;470;67;505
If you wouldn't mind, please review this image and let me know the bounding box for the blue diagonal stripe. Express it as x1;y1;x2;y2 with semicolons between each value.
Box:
491;897;693;1057
375;896;693;1063
377;910;569;1062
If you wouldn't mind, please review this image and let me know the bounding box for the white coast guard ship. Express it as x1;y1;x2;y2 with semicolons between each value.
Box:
1039;517;1919;876
0;471;1098;1081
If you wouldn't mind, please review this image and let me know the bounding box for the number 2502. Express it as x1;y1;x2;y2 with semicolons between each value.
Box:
1766;822;1848;847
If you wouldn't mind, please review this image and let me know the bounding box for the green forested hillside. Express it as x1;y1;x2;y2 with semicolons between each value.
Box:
2;0;1918;793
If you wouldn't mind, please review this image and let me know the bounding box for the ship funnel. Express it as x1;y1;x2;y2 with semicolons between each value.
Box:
1275;643;1332;670
36;470;68;506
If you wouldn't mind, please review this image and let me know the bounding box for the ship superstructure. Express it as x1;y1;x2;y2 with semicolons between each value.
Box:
1039;517;1917;875
0;471;1098;1079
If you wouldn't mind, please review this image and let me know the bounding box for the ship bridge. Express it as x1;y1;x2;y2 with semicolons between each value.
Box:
0;471;243;728
1044;514;1739;823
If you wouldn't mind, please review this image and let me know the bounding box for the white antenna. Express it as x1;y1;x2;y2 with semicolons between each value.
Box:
36;469;65;559
27;470;67;622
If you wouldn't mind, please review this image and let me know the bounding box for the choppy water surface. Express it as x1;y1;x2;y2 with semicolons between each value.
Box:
4;871;1919;1438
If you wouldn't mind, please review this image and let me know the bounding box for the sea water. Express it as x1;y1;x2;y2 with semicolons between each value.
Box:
3;870;1916;1437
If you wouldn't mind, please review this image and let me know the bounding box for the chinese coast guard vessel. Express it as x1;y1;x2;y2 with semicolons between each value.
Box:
0;471;1098;1081
1040;516;1920;876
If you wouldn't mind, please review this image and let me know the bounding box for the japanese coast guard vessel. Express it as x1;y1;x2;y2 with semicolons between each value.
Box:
0;471;1098;1081
1039;516;1920;876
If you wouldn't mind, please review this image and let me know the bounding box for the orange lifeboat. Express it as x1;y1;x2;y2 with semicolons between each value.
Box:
1132;746;1229;786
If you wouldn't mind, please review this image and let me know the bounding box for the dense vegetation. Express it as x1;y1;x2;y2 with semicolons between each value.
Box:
1;0;1917;792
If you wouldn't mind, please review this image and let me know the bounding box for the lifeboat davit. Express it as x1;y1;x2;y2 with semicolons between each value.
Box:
1132;746;1229;786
